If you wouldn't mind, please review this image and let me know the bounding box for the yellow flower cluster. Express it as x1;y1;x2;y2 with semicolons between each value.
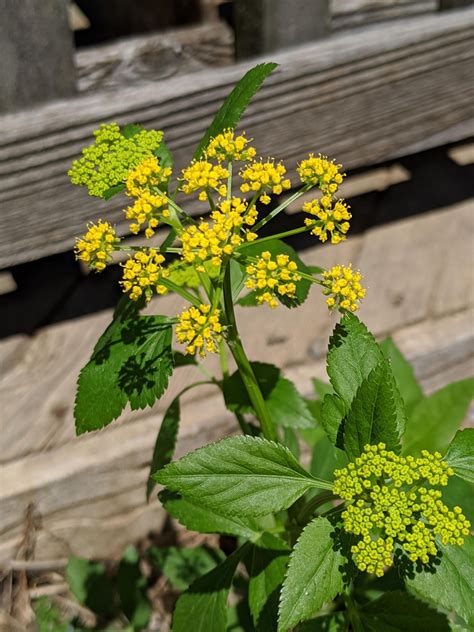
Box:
333;443;470;576
175;304;223;357
125;157;171;237
181;160;229;201
297;154;344;193
322;264;365;312
303;197;351;244
75;220;119;271
120;250;169;302
179;198;256;271
68;123;163;198
205;130;256;162
245;251;301;308
240;160;291;204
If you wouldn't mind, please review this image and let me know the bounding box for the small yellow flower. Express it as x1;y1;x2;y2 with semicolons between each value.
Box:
240;159;291;202
124;156;171;237
245;251;301;308
297;153;344;193
68;123;163;198
75;220;119;272
180;160;229;200
322;264;365;312
303;197;351;244
205;129;256;162
334;444;469;576
175;304;223;357
120;249;169;302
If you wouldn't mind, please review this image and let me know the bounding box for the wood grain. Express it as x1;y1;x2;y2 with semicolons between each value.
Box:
0;8;473;266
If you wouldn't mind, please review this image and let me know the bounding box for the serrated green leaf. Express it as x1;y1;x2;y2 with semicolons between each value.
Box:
380;337;423;412
247;533;290;629
146;397;180;501
343;360;405;460
172;546;246;632
360;590;450;631
159;490;263;538
155;436;330;517
117;545;151;630
406;536;474;627
66;556;115;617
223;363;314;429
326;315;383;407
321;394;345;446
296;612;345;631
238;239;311;309
103;181;126;200
444;429;474;483
443;476;474;524
193;63;277;160
148;545;224;590
278;517;346;631
310;434;347;482
74;308;173;434
403;378;474;455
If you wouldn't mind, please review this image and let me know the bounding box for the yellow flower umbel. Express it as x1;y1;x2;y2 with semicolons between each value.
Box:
181;160;229;201
205;130;256;162
322;264;365;312
68;123;163;198
303;197;351;244
125;156;171;237
175;304;223;357
75;220;119;272
240;160;291;204
333;443;470;577
120;250;169;302
297;153;344;194
245;251;301;308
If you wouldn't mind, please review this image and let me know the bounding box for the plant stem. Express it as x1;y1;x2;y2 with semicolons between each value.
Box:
343;592;363;632
237;224;314;250
296;491;336;525
160;279;202;307
253;185;311;231
223;263;278;442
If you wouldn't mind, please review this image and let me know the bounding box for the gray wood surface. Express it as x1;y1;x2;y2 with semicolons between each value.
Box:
234;0;330;59
0;0;76;113
0;8;473;267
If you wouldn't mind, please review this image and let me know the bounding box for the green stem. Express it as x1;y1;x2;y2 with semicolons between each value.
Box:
227;161;233;201
297;491;336;525
160;279;202;307
343;592;363;632
114;244;182;254
237;224;314;251
253;185;311;231
223;263;278;442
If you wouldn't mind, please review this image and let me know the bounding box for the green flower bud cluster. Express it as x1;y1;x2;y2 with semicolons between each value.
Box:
68;123;163;198
333;443;470;576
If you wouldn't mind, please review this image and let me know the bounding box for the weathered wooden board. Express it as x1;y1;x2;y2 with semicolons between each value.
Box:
0;9;473;267
331;0;438;29
0;307;472;562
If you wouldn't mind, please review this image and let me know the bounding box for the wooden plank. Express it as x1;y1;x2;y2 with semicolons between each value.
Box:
0;307;472;561
331;0;437;29
0;0;76;113
234;0;330;59
0;9;473;266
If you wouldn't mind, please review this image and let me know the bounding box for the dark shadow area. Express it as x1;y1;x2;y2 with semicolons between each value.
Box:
1;141;473;339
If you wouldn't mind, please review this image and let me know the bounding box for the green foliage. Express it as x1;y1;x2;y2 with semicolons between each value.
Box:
66;556;115;617
193;62;277;159
155;436;330;517
223;362;314;429
74;300;174;434
148;545;225;590
359;591;450;631
146;397;180;500
246;533;290;629
171;547;246;632
117;546;151;630
159;489;264;538
444;429;474;483
34;597;70;632
343;360;405;460
238;239;312;308
278;517;346;631
406;536;474;627
380;337;423;412
403;378;474;455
